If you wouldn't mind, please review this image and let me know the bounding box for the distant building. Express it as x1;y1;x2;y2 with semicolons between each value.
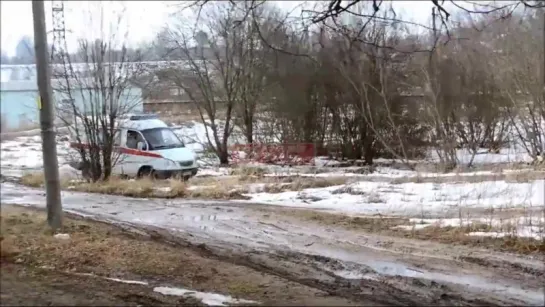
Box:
0;61;206;131
0;81;39;131
0;78;144;132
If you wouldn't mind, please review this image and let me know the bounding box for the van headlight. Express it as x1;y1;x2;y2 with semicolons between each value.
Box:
167;159;178;168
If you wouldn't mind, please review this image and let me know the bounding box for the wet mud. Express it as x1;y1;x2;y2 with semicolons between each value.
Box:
1;182;543;306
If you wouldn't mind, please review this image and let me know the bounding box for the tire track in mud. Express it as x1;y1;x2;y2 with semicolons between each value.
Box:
50;209;535;307
458;255;544;277
123;225;478;306
1;182;543;306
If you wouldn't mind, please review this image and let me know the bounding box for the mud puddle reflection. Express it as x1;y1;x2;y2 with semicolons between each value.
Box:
300;244;544;305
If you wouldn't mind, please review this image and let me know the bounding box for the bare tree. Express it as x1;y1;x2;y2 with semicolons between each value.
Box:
330;6;427;166
451;25;510;165
161;3;247;165
184;0;544;59
414;9;460;171
230;2;279;144
162;1;543;169
490;11;544;162
53;10;147;181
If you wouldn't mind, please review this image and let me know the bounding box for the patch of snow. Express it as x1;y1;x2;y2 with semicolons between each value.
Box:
428;147;532;165
393;217;544;240
392;224;431;231
246;179;545;217
271;168;497;179
172;120;245;154
258;163;531;180
196;168;231;177
105;277;149;285
468;226;544;241
0;135;71;172
53;233;70;240
70;272;149;285
406;216;545;228
59;164;81;179
153;286;259;306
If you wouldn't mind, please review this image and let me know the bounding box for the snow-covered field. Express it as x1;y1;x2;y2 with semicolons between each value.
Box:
246;178;543;216
1;123;543;241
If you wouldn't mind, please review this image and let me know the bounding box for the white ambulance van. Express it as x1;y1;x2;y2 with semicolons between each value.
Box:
68;113;198;180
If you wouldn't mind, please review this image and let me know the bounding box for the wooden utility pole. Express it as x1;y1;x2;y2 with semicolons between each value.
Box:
32;0;63;230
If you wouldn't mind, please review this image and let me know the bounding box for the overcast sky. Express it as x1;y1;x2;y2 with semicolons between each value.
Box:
1;0;439;57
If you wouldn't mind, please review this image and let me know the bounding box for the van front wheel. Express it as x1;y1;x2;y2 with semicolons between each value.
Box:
137;166;156;179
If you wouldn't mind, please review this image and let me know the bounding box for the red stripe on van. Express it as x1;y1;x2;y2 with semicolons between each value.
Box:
119;147;162;158
69;142;162;158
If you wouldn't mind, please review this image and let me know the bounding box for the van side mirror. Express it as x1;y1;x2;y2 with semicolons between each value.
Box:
137;141;146;151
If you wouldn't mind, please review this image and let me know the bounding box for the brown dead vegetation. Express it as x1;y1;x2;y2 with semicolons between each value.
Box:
20;170;350;199
0;205;357;306
20;173;248;200
284;210;544;255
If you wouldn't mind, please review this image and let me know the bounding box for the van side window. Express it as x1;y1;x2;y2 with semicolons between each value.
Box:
126;130;146;150
113;130;121;147
126;130;139;149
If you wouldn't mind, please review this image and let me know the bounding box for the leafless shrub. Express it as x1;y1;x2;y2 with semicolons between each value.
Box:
154;2;544;171
52;9;150;182
490;12;544;162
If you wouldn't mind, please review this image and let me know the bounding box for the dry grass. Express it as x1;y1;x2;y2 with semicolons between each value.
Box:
396;224;544;255
262;176;348;193
20;173;48;187
229;166;268;178
0;205;357;306
20;173;248;200
75;177;157;198
287;210;409;233
188;185;248;200
180;173;349;194
286;209;544;255
21;171;350;199
227;282;262;296
0;207;192;276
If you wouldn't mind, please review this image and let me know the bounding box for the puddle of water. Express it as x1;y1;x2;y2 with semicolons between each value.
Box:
153;286;259;306
304;244;544;305
370;260;426;278
183;214;229;222
334;270;379;280
198;225;215;231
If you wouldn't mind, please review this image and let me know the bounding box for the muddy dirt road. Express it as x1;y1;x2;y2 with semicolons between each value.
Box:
1;182;544;306
1;206;358;306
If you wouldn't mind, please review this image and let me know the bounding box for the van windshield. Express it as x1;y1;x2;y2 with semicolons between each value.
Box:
141;128;185;150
